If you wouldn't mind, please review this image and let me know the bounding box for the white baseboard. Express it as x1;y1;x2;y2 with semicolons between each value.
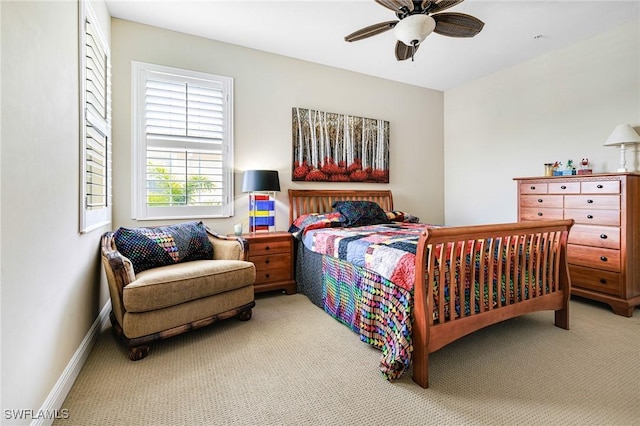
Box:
30;301;112;426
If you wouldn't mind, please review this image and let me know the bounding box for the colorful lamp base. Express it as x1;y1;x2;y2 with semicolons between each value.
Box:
249;192;275;233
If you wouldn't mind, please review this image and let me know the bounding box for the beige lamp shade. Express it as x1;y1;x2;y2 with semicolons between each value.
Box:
604;124;640;146
604;124;640;172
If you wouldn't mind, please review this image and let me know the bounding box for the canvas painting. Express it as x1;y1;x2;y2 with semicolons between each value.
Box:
292;107;389;183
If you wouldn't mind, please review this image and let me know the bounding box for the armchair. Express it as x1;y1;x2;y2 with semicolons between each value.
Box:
101;222;256;360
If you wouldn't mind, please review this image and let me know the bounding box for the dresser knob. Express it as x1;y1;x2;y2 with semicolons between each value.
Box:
537;212;543;216
265;273;270;279
600;234;607;239
597;184;603;189
600;256;608;262
265;245;270;250
587;215;593;219
265;259;270;264
560;185;566;190
530;186;536;190
599;278;607;284
587;199;594;204
538;199;543;203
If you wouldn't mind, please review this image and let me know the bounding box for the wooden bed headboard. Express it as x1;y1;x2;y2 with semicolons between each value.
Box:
288;189;394;224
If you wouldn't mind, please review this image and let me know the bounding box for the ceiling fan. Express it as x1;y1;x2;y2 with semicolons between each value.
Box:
344;0;484;62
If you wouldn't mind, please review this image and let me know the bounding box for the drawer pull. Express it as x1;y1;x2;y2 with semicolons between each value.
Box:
537;199;543;203
560;185;566;190
587;214;593;219
265;259;270;264
600;234;607;239
587;199;594;204
537;212;543;216
597;184;603;189
265;245;270;250
530;186;536;190
265;273;270;279
600;256;608;262
599;278;607;285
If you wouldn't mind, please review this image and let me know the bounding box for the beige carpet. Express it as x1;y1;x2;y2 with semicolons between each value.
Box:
57;294;640;425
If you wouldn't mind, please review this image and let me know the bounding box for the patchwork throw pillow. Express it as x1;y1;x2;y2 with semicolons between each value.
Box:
287;212;343;238
332;200;390;227
386;210;421;223
113;221;213;274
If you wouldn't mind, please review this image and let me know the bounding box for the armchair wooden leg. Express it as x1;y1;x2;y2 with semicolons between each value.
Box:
129;345;150;361
238;308;252;321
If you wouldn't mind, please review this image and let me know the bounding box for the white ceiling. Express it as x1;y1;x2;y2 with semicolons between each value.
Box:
105;0;640;91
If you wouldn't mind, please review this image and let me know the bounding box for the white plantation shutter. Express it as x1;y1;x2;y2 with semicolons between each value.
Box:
132;62;234;220
80;0;111;233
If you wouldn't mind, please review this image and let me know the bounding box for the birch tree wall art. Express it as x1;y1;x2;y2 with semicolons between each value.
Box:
292;107;390;183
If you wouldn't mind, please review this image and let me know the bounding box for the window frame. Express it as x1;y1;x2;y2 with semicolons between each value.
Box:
131;61;234;221
79;0;112;233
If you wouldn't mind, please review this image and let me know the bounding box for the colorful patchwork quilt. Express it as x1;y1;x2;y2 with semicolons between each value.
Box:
301;224;547;381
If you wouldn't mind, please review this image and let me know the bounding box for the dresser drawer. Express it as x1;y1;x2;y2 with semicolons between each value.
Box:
548;182;580;194
568;224;620;250
569;265;622;296
568;244;620;272
249;253;291;271
520;183;547;194
564;195;620;210
581;180;620;194
564;209;620;226
520;195;563;208
249;240;291;255
519;207;563;221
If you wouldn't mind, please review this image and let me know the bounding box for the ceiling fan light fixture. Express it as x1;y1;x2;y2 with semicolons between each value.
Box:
393;14;436;46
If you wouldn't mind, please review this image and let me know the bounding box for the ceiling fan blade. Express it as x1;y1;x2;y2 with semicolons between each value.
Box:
426;0;465;14
433;12;484;38
345;20;398;42
375;0;414;13
395;40;420;61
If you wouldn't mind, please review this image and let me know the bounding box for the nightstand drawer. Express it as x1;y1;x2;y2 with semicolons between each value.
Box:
249;253;291;271
564;195;620;210
254;268;293;285
564;209;620;226
568;244;620;272
249;240;291;255
570;265;622;296
520;207;563;221
568;225;620;250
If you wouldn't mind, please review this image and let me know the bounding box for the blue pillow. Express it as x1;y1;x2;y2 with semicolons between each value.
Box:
332;201;391;227
113;221;213;274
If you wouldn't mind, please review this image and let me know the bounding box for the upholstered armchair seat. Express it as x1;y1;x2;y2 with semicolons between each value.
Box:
101;223;256;360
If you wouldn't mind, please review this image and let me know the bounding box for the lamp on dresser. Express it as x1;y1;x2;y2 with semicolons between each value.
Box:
242;170;280;233
604;124;640;172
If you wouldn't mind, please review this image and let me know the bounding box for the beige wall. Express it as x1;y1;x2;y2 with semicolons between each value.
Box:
111;19;445;233
444;19;640;226
1;0;111;419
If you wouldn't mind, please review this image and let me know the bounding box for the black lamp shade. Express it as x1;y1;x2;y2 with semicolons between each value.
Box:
242;170;281;192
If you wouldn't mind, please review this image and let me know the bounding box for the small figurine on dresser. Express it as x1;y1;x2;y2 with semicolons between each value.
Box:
578;158;593;175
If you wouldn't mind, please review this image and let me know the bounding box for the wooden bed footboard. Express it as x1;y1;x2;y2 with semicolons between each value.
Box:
288;189;573;388
412;219;574;388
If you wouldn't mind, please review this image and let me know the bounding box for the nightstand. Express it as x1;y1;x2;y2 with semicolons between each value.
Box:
242;231;296;295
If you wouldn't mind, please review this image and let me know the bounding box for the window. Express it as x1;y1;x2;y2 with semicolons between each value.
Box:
132;62;234;220
80;0;111;233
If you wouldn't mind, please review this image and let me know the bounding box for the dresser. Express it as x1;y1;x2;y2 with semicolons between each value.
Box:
242;231;296;295
514;173;639;317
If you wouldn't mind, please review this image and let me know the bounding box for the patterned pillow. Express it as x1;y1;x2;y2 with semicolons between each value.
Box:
332;201;390;227
288;212;343;238
113;221;213;274
386;210;420;223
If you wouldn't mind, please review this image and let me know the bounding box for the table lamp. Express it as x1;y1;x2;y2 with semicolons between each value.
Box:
604;124;640;172
242;170;280;233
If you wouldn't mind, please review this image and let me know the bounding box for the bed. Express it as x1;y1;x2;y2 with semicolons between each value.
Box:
288;189;574;388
